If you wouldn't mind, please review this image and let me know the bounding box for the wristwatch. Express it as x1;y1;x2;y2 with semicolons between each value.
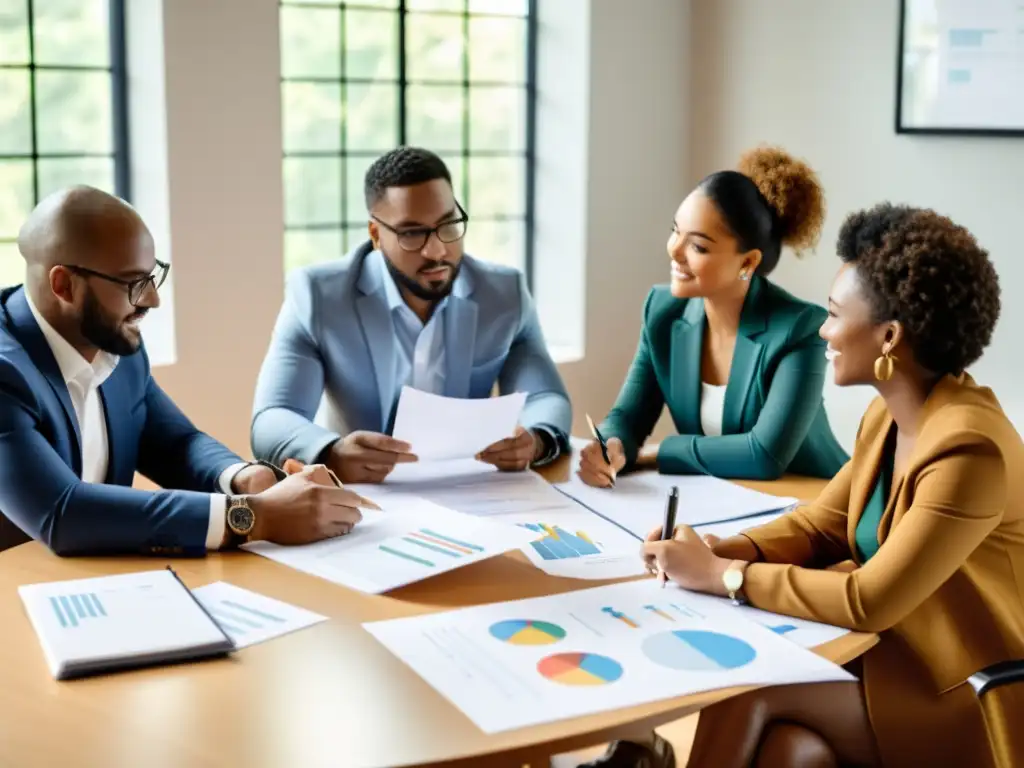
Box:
225;496;256;546
722;561;749;606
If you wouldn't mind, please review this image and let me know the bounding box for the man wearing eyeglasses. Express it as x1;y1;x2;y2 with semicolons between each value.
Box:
252;146;571;483
0;186;365;555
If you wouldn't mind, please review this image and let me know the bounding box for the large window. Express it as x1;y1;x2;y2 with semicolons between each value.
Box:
0;0;129;287
280;0;535;279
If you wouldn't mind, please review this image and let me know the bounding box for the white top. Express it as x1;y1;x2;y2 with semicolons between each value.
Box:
25;292;241;549
699;382;726;437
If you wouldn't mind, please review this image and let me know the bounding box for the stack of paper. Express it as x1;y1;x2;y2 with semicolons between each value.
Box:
351;460;647;580
19;570;233;680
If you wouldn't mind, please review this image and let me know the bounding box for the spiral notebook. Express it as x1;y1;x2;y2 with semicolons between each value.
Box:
18;567;234;680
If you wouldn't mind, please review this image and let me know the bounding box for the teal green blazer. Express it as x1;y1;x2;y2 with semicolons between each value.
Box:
601;276;849;480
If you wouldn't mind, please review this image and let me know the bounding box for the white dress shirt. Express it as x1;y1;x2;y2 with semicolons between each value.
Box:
377;251;451;411
700;381;726;437
25;294;242;549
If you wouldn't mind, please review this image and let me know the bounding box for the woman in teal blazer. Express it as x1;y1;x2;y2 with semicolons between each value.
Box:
579;146;848;485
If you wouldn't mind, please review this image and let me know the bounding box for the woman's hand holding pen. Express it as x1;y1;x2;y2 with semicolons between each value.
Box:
577;438;626;487
641;524;735;596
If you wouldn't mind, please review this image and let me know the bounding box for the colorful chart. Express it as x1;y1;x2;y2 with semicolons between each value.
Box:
489;619;567;646
642;630;756;671
602;606;639;628
519;523;602;560
644;605;675;621
378;528;485;568
537;652;624;686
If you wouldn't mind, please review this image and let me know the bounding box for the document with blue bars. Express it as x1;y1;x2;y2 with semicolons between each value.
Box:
18;570;233;680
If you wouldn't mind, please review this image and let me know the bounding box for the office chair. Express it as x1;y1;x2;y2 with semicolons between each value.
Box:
968;659;1024;768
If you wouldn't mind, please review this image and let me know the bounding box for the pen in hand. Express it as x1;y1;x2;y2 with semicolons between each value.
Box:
658;486;679;587
585;413;614;487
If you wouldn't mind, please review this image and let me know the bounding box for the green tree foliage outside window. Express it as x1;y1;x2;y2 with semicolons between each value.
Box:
0;0;125;288
281;0;533;277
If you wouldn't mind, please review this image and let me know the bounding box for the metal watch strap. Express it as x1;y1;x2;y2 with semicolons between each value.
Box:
224;496;253;548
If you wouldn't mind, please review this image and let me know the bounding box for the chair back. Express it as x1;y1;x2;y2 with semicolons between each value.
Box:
969;661;1024;768
0;513;30;553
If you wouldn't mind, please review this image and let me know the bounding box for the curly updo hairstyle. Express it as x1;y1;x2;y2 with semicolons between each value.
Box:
837;203;1001;375
697;145;826;275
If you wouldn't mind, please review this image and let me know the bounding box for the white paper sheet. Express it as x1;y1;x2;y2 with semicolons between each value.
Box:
364;459;576;517
364;579;854;733
497;508;647;580
192;582;328;649
391;387;527;461
243;495;538;594
557;471;796;536
692;510;786;540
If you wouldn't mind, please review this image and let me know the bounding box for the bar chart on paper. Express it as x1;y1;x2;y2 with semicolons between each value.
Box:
518;523;603;560
244;499;540;593
49;592;108;629
378;528;485;567
192;582;327;649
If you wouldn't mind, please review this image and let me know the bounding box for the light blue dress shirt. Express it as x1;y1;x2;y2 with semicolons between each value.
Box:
376;251;454;415
372;251;559;461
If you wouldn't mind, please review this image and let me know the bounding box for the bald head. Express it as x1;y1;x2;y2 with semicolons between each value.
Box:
18;186;152;278
17;186;161;359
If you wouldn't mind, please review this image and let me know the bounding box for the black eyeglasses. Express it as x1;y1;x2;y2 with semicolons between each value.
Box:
372;202;469;252
63;259;170;306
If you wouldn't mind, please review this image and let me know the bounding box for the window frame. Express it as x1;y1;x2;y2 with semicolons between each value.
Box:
0;0;131;251
280;0;538;287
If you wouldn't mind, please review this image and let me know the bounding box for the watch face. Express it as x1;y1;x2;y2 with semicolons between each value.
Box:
723;569;743;591
229;504;255;535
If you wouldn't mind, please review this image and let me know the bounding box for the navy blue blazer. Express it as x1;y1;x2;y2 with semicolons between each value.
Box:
0;286;242;556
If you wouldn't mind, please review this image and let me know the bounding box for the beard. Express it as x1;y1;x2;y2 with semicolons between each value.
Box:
80;289;145;357
381;252;460;302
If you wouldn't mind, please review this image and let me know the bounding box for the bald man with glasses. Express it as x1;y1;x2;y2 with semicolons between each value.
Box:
252;147;571;484
0;186;366;555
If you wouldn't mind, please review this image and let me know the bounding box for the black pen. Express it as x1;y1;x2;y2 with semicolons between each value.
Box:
658;486;679;587
585;413;614;486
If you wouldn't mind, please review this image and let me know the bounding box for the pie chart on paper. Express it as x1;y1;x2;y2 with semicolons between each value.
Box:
537;652;624;686
489;619;567;646
642;630;757;671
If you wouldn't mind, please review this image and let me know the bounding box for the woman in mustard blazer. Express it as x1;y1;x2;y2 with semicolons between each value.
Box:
578;146;847;486
628;204;1023;768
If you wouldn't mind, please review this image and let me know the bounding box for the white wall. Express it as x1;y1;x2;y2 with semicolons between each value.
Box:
127;0;286;456
691;0;1024;449
551;0;691;440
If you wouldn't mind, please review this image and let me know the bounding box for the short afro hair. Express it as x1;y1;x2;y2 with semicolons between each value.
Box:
364;146;452;209
837;203;1001;375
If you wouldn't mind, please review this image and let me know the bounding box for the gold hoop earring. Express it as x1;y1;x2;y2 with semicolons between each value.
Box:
874;349;898;381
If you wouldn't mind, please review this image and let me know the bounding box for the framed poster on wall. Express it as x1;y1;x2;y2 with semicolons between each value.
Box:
896;0;1024;135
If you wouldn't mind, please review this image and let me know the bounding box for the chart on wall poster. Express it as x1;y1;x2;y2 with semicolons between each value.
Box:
363;580;855;733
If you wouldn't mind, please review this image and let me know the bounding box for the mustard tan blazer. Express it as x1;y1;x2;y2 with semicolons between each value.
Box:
719;374;1024;767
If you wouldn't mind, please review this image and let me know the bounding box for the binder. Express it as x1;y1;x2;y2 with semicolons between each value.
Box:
18;567;234;680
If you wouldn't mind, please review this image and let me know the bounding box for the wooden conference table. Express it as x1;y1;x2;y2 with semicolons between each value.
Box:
0;460;876;768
